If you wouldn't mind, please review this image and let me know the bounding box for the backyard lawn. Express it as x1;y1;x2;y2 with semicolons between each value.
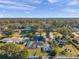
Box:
28;48;48;57
54;44;79;57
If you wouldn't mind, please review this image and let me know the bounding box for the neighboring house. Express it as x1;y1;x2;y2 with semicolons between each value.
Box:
35;32;47;40
54;38;68;47
26;41;37;49
33;35;45;42
21;27;33;31
1;38;21;44
37;41;44;48
28;56;40;59
13;29;21;34
42;42;52;53
49;32;55;40
72;32;79;43
35;32;46;36
20;27;33;37
26;41;44;49
72;26;79;32
58;39;68;46
12;29;21;39
22;37;30;42
42;56;49;59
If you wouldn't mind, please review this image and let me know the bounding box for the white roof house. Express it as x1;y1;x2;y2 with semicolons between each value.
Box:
2;38;21;43
49;32;55;40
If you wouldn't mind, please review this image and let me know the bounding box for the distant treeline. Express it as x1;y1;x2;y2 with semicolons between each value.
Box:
0;18;79;30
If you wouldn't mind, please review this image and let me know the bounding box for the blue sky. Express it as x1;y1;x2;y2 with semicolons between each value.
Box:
0;0;79;18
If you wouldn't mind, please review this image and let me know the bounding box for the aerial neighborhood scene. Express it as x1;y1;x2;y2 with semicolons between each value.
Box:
0;0;79;59
0;18;79;59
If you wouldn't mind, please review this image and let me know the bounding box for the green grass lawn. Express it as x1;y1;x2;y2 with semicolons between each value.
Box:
28;48;48;56
53;44;79;57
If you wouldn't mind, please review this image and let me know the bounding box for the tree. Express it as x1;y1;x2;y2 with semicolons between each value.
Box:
57;27;72;36
48;50;57;56
2;29;13;38
0;43;28;59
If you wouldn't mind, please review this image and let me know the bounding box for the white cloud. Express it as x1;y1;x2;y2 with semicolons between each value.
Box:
61;8;79;17
0;15;4;18
68;0;79;6
48;0;59;4
62;8;78;13
64;0;79;14
0;0;36;10
25;11;31;14
0;0;29;7
0;4;36;11
30;0;42;4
